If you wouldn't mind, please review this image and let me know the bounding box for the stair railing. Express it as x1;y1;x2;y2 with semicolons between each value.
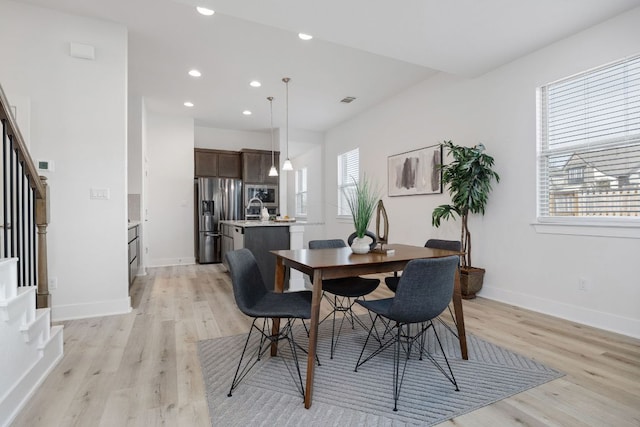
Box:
0;83;50;308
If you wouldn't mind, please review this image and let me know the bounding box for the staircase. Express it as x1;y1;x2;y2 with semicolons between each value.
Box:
0;259;63;426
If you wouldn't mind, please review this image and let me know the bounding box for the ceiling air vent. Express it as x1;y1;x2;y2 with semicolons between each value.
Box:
340;96;356;103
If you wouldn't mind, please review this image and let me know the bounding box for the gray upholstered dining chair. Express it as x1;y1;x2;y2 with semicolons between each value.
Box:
308;239;380;359
385;239;461;337
225;248;313;399
355;256;460;411
384;239;461;292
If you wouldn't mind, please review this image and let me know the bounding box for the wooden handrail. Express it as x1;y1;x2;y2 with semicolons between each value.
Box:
0;85;45;200
1;83;50;308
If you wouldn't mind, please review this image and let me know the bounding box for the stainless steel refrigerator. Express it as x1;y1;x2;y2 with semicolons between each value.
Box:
195;177;243;263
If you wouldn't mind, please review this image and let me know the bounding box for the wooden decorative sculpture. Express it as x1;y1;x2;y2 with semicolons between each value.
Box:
375;200;389;250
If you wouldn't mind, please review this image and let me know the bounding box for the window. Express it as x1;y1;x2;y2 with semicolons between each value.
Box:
537;55;640;220
295;167;307;216
337;148;359;216
567;167;585;185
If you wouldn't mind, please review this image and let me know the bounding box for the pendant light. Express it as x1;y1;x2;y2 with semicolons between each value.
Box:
267;96;278;177
282;77;293;171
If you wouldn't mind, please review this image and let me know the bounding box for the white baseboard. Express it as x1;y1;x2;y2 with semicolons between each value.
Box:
51;296;131;322
147;257;195;268
479;285;640;339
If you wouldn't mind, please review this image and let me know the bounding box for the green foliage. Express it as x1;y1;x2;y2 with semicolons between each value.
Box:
432;140;500;266
344;174;380;238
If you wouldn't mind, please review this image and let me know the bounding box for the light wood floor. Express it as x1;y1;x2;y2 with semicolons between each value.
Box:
12;264;640;426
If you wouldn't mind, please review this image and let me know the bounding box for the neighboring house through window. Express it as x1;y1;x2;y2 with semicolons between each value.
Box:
338;148;359;216
537;54;640;220
295;167;307;217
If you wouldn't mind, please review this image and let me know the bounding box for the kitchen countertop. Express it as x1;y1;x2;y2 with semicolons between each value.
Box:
220;220;306;228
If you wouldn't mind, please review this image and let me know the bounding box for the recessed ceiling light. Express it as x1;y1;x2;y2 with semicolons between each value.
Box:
196;6;215;16
249;80;261;88
184;102;194;107
298;33;313;41
189;69;201;77
242;110;252;116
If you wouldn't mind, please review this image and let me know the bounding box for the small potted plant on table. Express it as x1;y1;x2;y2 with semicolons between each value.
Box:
344;175;380;254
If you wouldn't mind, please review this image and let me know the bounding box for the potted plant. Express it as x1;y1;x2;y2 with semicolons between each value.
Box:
344;175;380;253
432;140;500;298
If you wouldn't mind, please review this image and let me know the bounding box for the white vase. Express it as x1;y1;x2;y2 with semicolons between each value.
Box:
260;207;270;221
350;236;370;254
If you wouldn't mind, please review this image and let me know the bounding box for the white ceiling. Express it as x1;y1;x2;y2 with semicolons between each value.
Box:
17;0;640;135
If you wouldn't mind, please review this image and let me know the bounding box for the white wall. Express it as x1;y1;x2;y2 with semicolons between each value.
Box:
145;111;195;266
194;125;270;151
0;0;130;320
286;144;325;247
128;95;143;194
324;7;640;338
283;127;325;214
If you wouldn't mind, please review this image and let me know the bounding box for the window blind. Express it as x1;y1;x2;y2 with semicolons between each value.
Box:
295;167;307;216
338;148;359;216
538;54;640;218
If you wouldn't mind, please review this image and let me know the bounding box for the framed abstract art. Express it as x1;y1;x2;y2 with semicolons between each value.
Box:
388;144;443;196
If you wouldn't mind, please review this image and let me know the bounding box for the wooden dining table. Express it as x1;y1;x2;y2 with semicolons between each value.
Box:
270;243;468;409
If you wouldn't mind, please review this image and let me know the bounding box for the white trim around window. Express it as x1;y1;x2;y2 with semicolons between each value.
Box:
337;148;359;218
535;54;640;237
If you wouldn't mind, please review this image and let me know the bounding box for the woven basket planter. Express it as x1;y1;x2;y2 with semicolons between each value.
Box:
460;267;485;299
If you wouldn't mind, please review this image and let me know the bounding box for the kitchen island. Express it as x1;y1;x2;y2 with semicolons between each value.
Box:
220;220;305;290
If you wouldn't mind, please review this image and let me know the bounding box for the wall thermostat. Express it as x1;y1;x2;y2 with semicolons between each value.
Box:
37;159;55;172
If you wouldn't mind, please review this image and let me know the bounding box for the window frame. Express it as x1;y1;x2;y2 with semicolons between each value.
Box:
535;54;640;236
294;167;308;217
337;148;359;218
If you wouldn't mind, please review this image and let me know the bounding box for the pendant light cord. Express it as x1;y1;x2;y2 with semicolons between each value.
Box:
269;96;275;165
282;77;293;170
267;96;278;176
285;79;289;159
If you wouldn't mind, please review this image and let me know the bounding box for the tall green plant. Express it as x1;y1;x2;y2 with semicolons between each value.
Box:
432;140;500;267
344;175;380;238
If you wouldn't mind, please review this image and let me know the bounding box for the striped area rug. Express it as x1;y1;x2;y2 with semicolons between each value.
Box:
198;316;563;426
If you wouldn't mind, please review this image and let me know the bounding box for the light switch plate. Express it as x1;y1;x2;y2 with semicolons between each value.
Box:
90;188;110;200
70;42;95;60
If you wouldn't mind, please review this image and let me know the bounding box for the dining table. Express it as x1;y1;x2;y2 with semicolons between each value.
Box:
270;243;468;409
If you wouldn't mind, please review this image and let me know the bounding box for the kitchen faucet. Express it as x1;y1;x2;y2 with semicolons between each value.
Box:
245;197;264;220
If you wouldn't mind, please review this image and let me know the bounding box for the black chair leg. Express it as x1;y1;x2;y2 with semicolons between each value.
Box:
228;318;310;399
393;323;401;411
283;319;306;398
356;319;458;411
228;318;260;397
430;325;459;391
355;314;391;371
416;321;459;392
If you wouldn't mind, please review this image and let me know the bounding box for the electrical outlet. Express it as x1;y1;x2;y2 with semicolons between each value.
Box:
49;277;58;290
578;277;588;291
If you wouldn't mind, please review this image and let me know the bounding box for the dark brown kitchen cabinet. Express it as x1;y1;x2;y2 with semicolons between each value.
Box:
218;152;242;178
194;149;241;178
195;149;218;177
241;149;279;184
